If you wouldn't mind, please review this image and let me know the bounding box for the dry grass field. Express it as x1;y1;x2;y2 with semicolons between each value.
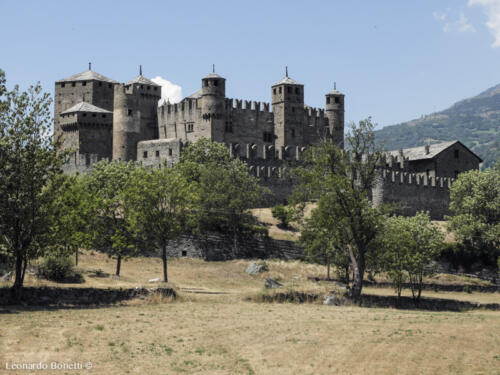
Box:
1;251;499;375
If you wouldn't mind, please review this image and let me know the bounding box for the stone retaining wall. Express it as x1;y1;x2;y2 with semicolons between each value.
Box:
0;287;176;306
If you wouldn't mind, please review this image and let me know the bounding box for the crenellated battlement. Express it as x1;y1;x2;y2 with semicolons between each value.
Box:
379;169;454;189
225;98;271;113
305;106;325;118
227;142;306;161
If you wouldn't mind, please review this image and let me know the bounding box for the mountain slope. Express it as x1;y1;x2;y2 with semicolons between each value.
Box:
375;85;500;168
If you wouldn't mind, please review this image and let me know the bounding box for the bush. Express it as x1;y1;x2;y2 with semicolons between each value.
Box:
271;204;290;228
37;256;84;283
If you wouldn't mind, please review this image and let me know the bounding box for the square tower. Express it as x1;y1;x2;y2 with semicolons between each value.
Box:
271;73;305;153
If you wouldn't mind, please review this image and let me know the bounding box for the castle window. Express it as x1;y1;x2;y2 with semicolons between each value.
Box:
61;83;65;88
263;132;273;143
189;101;192;110
181;250;187;257
108;83;112;88
295;88;299;94
287;87;291;93
127;109;133;116
82;81;86;86
102;114;106;118
204;80;208;87
169;148;172;156
454;150;459;159
214;80;218;86
273;88;276;95
156;150;160;158
92;113;96;117
327;97;330;104
335;97;340;103
279;87;282;94
72;82;76;87
147;86;150;90
82;113;87;117
143;151;148;159
154;87;158;91
99;82;102;87
186;123;194;133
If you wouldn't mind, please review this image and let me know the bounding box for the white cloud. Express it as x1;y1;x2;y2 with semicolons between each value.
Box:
151;76;183;105
433;9;476;33
469;0;500;47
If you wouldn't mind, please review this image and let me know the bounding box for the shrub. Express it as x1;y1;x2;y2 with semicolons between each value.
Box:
37;256;84;283
271;204;291;228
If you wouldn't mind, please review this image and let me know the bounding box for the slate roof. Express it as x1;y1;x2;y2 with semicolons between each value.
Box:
327;89;344;95
386;141;482;162
186;89;202;99
57;70;117;84
128;75;160;86
273;76;302;86
61;102;112;115
203;72;224;79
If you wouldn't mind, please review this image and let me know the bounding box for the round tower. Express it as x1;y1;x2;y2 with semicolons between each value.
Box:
201;70;226;142
325;83;345;149
112;84;138;161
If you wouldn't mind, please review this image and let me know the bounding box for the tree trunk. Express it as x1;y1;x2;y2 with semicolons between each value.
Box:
13;253;23;289
12;252;24;299
345;260;349;285
21;257;27;285
326;254;331;281
115;255;121;276
348;244;365;302
162;244;168;283
75;246;78;266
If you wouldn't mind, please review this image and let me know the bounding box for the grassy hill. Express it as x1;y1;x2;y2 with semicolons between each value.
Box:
375;84;500;168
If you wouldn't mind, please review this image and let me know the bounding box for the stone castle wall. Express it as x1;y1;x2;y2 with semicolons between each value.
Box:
373;169;454;220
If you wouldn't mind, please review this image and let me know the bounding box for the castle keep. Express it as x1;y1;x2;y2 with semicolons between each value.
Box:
55;66;482;219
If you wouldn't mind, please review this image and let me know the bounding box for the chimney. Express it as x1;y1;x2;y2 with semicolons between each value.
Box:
425;144;430;155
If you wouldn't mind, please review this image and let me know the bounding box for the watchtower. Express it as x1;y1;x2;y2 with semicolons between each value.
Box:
271;68;304;152
112;66;161;161
201;67;226;142
54;63;116;139
325;83;345;149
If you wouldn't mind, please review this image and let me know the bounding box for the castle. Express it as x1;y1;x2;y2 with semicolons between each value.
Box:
55;65;482;219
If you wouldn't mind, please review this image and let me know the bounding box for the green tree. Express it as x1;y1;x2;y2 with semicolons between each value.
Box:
0;70;66;293
86;159;138;276
447;165;500;264
178;138;264;252
46;174;93;265
291;118;387;301
300;197;349;281
271;204;292;228
125;166;195;282
382;212;444;303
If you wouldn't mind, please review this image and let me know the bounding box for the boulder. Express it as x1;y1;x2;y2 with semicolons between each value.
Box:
264;278;282;289
245;262;268;275
323;295;343;306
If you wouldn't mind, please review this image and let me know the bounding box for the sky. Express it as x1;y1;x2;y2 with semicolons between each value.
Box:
1;0;500;129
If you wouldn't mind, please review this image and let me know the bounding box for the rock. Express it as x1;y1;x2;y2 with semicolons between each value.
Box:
245;262;268;275
0;271;13;282
264;278;282;289
148;278;161;283
323;295;343;306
